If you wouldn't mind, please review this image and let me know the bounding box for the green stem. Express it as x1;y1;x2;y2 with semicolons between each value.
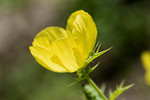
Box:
86;77;107;100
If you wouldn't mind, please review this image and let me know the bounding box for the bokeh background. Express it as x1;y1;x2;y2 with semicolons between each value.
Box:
0;0;150;100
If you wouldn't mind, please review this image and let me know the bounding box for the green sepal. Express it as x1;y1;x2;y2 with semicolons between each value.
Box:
68;63;100;87
109;81;134;100
68;68;87;87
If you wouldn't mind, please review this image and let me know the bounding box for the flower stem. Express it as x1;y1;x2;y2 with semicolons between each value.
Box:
86;77;107;100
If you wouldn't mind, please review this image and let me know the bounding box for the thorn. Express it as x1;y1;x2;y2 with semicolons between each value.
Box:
93;41;101;53
96;43;102;53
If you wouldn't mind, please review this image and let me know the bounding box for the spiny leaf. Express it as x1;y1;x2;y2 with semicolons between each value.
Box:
88;62;100;75
109;81;134;100
94;47;112;59
67;78;85;87
119;80;125;88
87;47;112;64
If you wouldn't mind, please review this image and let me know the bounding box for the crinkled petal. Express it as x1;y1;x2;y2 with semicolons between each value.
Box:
32;27;68;50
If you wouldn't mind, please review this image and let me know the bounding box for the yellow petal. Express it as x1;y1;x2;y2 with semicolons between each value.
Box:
66;10;97;59
32;27;68;49
50;38;85;72
29;46;68;72
141;51;150;69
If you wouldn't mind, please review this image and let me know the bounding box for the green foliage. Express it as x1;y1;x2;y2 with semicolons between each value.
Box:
83;81;134;100
83;84;103;100
83;82;134;100
109;81;134;100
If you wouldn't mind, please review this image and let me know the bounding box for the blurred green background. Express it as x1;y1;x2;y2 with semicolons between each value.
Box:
0;0;150;100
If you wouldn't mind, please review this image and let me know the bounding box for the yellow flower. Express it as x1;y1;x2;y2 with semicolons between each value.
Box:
141;51;150;85
29;10;97;73
141;51;150;69
144;70;150;85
